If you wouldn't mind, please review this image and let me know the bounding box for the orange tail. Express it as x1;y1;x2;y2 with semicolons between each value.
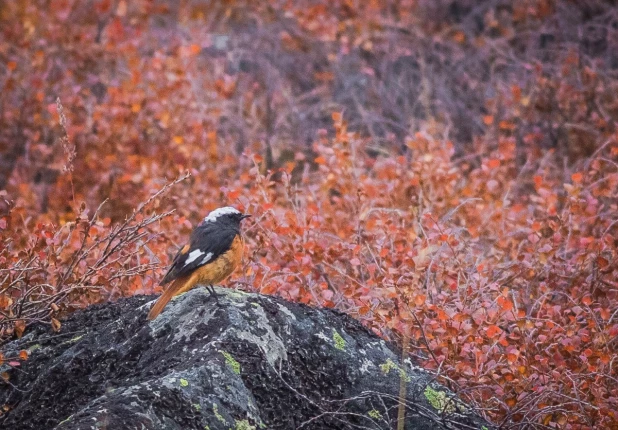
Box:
147;279;185;320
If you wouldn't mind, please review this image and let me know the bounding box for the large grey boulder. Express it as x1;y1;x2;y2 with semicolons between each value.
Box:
0;286;492;429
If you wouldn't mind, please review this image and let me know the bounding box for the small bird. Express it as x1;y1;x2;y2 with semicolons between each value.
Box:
147;206;251;320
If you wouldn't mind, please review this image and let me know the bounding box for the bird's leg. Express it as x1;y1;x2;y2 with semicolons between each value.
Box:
206;284;221;303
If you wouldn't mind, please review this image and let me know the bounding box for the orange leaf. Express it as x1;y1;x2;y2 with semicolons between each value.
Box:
414;294;426;306
499;120;515;131
189;44;201;55
14;320;25;338
453;31;466;43
0;294;12;308
486;325;502;338
51;318;61;332
488;159;501;169
497;296;513;312
571;172;583;183
19;350;28;361
227;189;241;200
533;175;543;189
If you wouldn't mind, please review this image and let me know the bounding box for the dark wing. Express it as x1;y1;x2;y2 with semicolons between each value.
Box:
159;225;238;285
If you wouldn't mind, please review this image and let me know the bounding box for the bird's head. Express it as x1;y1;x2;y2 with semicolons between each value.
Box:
201;206;251;227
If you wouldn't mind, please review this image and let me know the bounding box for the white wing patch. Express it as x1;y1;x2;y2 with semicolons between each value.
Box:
184;249;205;266
203;206;240;223
200;252;213;265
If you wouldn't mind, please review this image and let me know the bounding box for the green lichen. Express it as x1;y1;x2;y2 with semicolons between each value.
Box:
193;403;201;411
213;403;227;424
220;350;241;374
379;358;410;382
368;409;383;420
380;358;396;374
179;378;189;387
59;334;85;346
332;330;346;351
226;290;247;300
27;344;42;353
481;426;488;430
235;419;256;430
424;386;460;414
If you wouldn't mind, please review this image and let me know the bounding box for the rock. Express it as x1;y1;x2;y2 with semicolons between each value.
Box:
0;287;493;429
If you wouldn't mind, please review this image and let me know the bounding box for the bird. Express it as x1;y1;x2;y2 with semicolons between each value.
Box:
147;206;251;320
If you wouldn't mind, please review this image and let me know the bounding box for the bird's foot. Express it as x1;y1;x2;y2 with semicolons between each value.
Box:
206;285;223;305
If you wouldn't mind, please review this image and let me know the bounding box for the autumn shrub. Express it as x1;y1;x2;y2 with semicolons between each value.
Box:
226;114;618;428
1;0;618;428
0;167;188;339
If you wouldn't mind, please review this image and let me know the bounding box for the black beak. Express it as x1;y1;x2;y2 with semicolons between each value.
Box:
241;214;252;220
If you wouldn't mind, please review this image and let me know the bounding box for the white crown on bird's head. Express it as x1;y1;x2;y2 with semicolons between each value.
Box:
202;206;250;224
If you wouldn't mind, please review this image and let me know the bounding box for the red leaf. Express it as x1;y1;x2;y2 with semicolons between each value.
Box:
314;156;326;165
488;159;501;169
486;325;502;338
571;172;583;183
497;296;513;312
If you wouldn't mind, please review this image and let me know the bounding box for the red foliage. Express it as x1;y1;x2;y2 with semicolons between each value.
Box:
1;1;618;428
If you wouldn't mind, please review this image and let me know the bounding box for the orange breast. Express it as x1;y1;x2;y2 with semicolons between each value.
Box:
175;234;244;296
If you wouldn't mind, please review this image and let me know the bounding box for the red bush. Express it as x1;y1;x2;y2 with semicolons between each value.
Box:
1;1;617;427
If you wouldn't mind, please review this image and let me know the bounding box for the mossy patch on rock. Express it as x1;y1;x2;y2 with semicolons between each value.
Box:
26;344;42;353
333;329;346;351
424;385;465;414
212;403;227;425
234;419;256;430
379;358;410;382
220;350;241;374
368;409;383;419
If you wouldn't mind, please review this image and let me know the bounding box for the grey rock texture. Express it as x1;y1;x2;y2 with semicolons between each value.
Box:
0;287;493;429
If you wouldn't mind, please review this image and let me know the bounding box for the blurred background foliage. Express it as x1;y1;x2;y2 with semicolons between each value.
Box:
1;1;618;428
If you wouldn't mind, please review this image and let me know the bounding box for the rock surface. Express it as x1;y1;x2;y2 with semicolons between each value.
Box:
0;287;492;429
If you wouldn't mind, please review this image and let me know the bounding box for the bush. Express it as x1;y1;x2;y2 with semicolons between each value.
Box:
1;1;617;427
